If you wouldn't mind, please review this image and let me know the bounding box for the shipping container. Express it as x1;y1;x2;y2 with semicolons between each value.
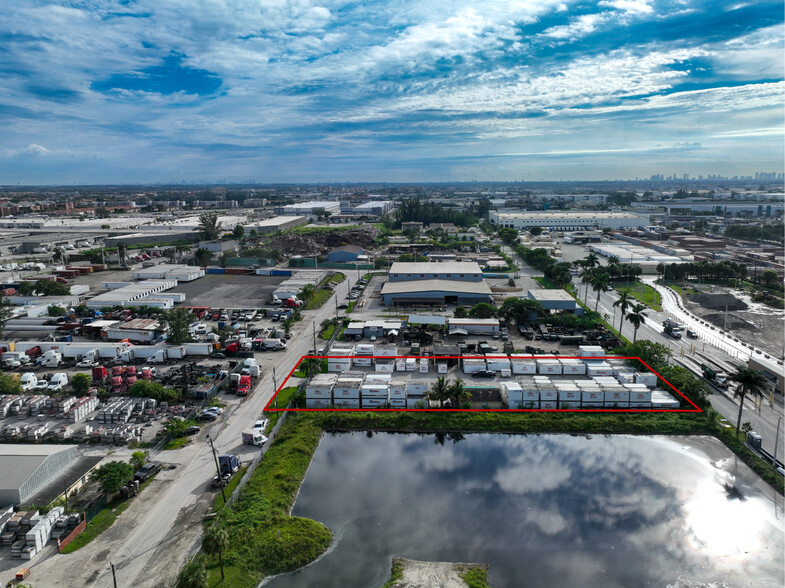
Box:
333;398;360;408
305;398;332;409
635;372;658;387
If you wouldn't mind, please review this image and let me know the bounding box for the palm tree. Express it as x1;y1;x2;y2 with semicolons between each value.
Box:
428;376;451;408
584;253;599;269
581;268;595;305
175;558;208;588
613;289;634;335
299;284;316;304
729;367;768;435
590;272;610;311
449;378;471;407
193;248;212;267
300;357;322;378
607;255;621;266
203;524;229;580
625;303;647;342
195;211;221;240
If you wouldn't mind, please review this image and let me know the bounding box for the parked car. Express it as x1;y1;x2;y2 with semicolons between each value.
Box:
76;359;98;368
34;380;49;391
197;411;218;421
472;370;496;379
205;406;224;415
210;352;226;359
337;304;348;310
134;461;162;482
686;330;698;339
184;426;201;436
253;418;269;431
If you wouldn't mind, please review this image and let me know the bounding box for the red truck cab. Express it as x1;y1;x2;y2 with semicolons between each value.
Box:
237;375;252;396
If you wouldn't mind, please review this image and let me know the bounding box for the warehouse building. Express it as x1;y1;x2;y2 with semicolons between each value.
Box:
132;264;205;282
381;279;493;306
447;318;500;335
489;211;650;230
85;280;179;309
353;201;394;216
248;215;307;234
388;261;484;282
104;318;160;342
327;245;364;263
527;289;584;316
275;201;341;216
0;445;78;506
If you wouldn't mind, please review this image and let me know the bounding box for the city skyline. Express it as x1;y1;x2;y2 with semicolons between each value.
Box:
0;0;783;184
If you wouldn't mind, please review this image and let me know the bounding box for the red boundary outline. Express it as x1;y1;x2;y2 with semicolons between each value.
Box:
263;355;703;413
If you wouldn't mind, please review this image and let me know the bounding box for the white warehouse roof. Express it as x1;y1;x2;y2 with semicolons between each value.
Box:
389;261;482;274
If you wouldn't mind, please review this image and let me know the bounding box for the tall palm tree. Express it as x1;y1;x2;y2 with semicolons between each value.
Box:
590;272;610;311
428;376;451;408
607;255;621;266
625;303;647;342
581;268;595;305
613;289;634;335
584;253;599;269
449;378;471;407
729;367;768;435
203;524;229;580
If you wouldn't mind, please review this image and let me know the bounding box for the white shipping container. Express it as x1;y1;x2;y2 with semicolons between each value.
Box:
486;356;511;370
396;359;406;371
327;361;352;373
586;364;614;377
406;382;428;395
305;387;332;399
539;389;558;401
582;402;604;408
522;390;539;401
629;401;652;408
389;398;406;408
462;359;486;374
521;400;539;409
560;360;586;375
537;360;562;375
362;398;387;408
437;362;448;374
365;374;391;383
361;385;389;398
635;373;658;387
333;398;360;408
559;389;581;401
651;391;680;408
581;390;604;402
305;398;331;408
540;401;558;410
629;390;652;402
405;358;416;372
561;401;582;409
578;345;605;357
375;362;395;373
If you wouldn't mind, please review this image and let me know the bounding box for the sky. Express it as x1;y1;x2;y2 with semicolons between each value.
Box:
0;0;782;184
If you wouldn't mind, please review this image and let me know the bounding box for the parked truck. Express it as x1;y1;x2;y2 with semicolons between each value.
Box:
242;429;268;446
38;350;63;368
701;364;729;388
263;338;287;351
1;352;30;369
237;375;252;396
47;373;69;392
19;373;37;391
219;454;241;475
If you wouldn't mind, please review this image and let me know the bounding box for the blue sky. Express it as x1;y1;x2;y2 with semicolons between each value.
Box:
0;0;782;184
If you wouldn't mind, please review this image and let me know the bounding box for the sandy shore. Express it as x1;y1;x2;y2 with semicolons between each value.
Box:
386;557;489;588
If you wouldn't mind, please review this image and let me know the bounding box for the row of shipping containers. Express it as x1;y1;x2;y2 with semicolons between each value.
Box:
305;372;429;409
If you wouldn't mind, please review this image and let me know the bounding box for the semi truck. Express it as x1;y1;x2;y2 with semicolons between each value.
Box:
38;350;63;368
237;375;252;396
663;319;683;339
701;364;729;388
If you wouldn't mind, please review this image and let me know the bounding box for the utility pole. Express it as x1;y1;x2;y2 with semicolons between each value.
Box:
312;321;317;355
773;417;782;468
272;367;278;408
207;435;227;503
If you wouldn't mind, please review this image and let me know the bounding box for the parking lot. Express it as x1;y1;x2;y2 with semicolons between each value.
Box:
170;274;287;309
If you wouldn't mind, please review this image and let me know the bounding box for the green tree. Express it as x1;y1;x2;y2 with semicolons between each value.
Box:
129;380;177;402
130;450;149;472
300;357;322;378
51;247;65;264
282;317;294;335
203;525;229;580
0;373;22;395
453;306;468;318
196;212;222;240
34;279;69;296
625;302;647;343
71;373;91;396
760;269;779;289
176;558;208;588
590;272;610;311
374;256;388;270
194;248;212;267
498;227;519;246
160;308;192;345
232;224;245;240
47;305;66;317
92;461;134;495
427;376;452;408
299;284;316;304
583;253;599;269
499;298;543;324
212;326;236;344
448;378;471;407
729;367;769;435
529;226;543;236
16;281;35;296
95;207;111;219
612;289;633;335
468;302;497;318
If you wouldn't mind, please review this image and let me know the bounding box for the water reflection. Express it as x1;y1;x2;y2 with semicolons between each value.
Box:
264;434;784;588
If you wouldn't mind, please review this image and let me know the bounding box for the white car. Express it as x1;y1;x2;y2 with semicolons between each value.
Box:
76;360;98;368
204;406;224;415
253;418;269;431
34;380;49;391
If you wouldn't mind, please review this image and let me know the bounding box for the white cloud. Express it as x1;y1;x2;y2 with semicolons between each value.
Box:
599;0;654;14
540;12;612;39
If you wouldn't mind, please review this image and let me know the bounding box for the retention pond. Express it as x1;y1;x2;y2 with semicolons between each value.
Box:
264;433;784;588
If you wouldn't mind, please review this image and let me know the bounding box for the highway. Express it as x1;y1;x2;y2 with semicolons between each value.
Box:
32;276;351;588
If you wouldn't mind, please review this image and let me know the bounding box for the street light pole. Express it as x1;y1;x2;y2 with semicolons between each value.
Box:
773;416;782;468
273;367;278;408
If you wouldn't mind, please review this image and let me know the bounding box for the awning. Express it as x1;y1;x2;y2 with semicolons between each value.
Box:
448;328;468;336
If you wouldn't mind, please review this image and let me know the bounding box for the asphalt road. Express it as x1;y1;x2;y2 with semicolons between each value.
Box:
30;276;351;588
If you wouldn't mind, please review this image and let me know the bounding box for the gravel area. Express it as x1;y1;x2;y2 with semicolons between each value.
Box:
388;558;489;588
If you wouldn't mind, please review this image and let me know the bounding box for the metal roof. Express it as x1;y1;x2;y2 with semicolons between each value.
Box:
381;280;492;295
0;445;75;494
527;289;577;302
389;261;483;274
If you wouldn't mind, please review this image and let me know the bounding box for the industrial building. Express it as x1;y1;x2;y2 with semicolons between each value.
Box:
381;279;493;306
489;211;650;230
131;264;205;282
527;289;584;316
85;280;179;309
352;201;394;216
249;215;307;234
327;245;364;263
0;445;77;505
388;261;484;282
275;201;341;216
447;318;500;335
104;318;160;342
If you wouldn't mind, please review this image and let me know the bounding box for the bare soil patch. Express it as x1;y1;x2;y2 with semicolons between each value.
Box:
689;293;748;311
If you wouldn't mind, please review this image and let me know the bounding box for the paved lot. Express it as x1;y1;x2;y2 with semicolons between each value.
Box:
170;274;287;309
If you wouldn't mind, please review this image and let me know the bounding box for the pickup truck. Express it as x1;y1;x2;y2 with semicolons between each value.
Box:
134;461;162;482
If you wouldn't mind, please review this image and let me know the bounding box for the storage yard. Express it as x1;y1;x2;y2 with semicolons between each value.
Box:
295;345;685;411
169;273;288;309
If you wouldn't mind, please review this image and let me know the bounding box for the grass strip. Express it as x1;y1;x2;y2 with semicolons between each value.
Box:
459;566;490;588
624;281;662;311
264;386;298;432
212;465;248;510
162;436;191;450
200;414;332;586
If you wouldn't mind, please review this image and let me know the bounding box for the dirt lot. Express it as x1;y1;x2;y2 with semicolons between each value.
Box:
170;274;286;309
683;285;785;359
